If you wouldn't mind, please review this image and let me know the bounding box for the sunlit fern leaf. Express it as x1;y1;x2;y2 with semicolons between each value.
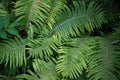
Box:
37;0;65;36
15;0;50;30
28;36;61;59
44;0;65;29
0;38;26;70
56;36;95;79
51;1;105;37
16;59;58;80
87;32;120;80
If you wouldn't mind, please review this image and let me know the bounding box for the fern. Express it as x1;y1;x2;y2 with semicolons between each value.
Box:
0;0;119;80
56;36;95;79
87;32;120;80
16;59;58;80
15;0;50;31
51;1;105;37
0;38;26;70
0;3;8;16
44;0;64;29
28;36;61;59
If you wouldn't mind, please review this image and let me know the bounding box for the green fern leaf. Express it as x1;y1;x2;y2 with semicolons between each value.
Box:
52;1;105;37
28;36;60;59
15;0;50;30
0;38;26;70
44;0;64;29
16;59;58;80
56;36;94;79
87;32;120;80
16;73;39;80
0;3;8;16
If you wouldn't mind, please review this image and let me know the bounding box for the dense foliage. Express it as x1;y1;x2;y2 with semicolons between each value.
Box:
0;0;120;80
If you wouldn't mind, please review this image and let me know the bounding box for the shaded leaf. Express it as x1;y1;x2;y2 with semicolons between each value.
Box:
7;27;18;35
0;31;7;39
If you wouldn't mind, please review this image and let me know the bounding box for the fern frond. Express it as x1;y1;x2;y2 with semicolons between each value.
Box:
16;59;58;80
56;36;95;79
15;0;50;30
33;59;58;80
0;38;26;70
16;71;39;80
28;36;60;59
52;1;105;37
0;3;8;16
87;32;120;80
45;0;65;29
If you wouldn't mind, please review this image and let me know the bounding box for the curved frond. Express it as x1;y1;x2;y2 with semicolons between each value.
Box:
28;36;60;59
0;38;26;70
56;36;95;79
52;1;105;37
